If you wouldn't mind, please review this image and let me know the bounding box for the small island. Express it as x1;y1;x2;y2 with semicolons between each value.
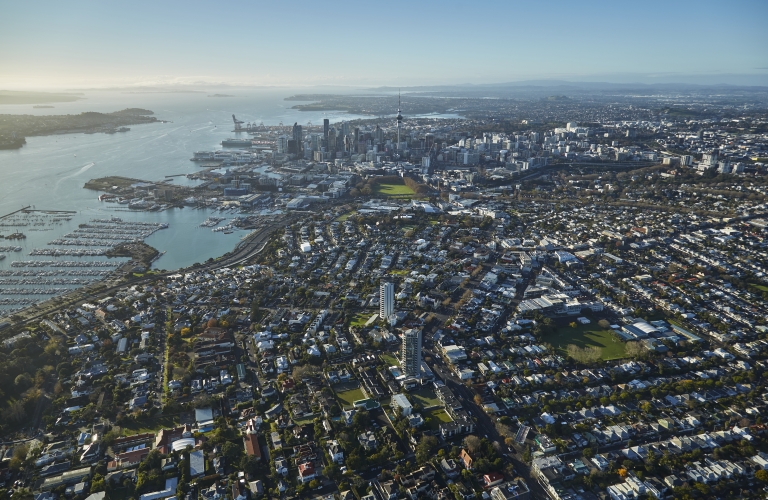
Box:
0;108;161;150
32;105;55;109
208;94;235;98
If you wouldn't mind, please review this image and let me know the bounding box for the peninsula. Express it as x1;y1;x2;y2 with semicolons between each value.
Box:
0;108;161;150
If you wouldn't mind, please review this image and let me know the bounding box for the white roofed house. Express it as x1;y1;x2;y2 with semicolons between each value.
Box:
327;440;344;464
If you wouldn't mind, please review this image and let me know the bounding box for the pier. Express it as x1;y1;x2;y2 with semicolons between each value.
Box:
0;207;76;220
0;206;31;220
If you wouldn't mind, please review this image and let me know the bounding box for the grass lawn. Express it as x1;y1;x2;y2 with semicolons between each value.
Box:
381;353;400;367
350;312;374;327
750;283;768;292
294;416;315;426
423;408;453;430
333;382;366;407
410;388;442;409
336;210;357;221
543;323;626;360
373;182;415;198
120;414;177;434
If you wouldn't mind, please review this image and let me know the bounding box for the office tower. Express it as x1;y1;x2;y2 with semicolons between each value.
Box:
373;125;384;145
323;119;330;141
379;281;394;319
702;152;718;167
327;127;337;152
401;329;422;378
354;127;360;149
425;133;434;152
292;123;303;153
340;121;349;138
277;135;289;154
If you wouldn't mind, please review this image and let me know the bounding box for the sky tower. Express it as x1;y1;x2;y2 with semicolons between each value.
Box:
396;90;403;152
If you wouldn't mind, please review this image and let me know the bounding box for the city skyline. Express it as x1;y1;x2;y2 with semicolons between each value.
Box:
1;0;767;89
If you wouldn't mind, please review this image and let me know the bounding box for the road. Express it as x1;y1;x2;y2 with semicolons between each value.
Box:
427;350;550;500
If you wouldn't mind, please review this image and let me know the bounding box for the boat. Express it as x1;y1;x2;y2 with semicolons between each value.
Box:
0;254;5;260
221;138;252;147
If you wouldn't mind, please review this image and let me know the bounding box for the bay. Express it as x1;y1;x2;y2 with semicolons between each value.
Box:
0;88;370;314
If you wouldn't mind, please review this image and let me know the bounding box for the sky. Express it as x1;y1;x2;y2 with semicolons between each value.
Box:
1;0;767;89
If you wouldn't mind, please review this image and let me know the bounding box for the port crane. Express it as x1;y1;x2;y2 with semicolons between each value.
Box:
232;114;245;131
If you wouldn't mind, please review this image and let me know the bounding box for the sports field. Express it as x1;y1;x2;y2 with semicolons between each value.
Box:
542;324;626;360
373;182;415;198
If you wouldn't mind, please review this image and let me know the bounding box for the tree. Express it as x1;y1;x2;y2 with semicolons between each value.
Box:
464;435;482;454
222;441;242;464
415;435;438;463
625;341;646;359
14;373;32;391
473;394;483;406
569;322;578;329
756;469;768;483
566;344;602;364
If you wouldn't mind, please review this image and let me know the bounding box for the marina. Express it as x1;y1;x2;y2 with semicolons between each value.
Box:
200;216;225;227
11;260;118;267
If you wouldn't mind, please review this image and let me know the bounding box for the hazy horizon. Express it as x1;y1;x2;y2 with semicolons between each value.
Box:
2;0;767;91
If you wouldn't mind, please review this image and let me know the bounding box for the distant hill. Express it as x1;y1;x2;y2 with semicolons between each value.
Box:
0;90;83;105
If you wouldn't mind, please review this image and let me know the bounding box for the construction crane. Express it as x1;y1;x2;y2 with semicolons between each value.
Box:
232;114;244;131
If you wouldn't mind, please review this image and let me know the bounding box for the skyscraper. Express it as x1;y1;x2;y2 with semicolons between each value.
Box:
323;119;330;141
327;127;337;153
276;135;289;154
373;125;384;146
379;281;394;320
292;123;303;154
401;329;422;379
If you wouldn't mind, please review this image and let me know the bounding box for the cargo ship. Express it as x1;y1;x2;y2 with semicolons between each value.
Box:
221;138;252;147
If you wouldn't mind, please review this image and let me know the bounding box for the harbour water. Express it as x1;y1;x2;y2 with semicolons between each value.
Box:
0;88;372;315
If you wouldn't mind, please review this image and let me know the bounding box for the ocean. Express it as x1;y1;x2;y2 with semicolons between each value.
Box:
0;88;371;315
